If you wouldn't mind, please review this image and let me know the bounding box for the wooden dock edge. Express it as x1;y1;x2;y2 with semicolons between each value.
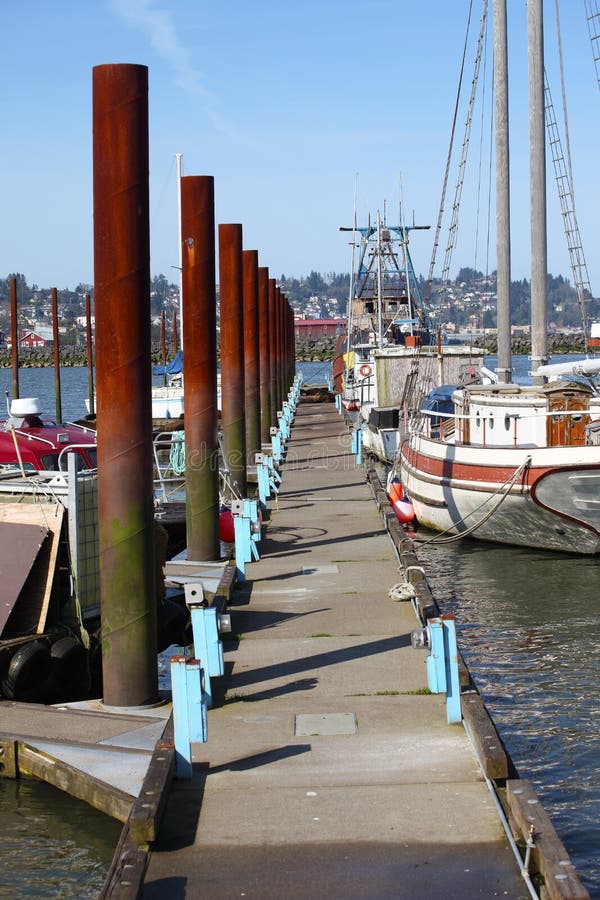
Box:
99;715;175;899
365;465;590;899
506;780;590;900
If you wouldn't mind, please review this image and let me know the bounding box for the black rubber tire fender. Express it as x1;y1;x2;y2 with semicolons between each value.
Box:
1;641;51;701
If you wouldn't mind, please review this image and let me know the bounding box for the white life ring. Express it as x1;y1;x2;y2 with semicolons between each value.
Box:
359;364;372;378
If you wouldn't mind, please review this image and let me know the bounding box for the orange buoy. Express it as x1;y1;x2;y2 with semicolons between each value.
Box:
388;479;404;504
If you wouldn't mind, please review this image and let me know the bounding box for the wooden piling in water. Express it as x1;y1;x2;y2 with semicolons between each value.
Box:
93;62;157;707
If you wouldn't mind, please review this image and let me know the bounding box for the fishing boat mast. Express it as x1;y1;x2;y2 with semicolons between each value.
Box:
494;0;512;383
528;0;548;384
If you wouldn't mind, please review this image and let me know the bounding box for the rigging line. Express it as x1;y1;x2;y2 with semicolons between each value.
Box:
439;0;490;300
584;0;600;95
473;6;490;275
426;0;475;302
543;71;592;347
554;0;575;208
485;60;494;294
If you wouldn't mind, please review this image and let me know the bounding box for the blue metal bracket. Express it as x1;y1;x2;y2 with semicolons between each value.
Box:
270;426;283;463
424;615;461;724
255;453;272;508
351;423;364;465
170;651;208;778
185;584;226;708
232;498;261;581
277;410;290;442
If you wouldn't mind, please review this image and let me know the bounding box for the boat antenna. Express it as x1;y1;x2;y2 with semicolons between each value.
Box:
345;174;359;375
376;211;384;346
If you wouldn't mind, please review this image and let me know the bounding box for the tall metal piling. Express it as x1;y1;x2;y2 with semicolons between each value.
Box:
274;287;282;415
93;63;157;707
242;250;261;466
160;310;167;385
219;223;247;496
268;278;278;428
288;301;295;390
277;289;285;408
258;267;271;446
51;288;62;423
85;293;95;418
10;276;19;401
181;175;220;561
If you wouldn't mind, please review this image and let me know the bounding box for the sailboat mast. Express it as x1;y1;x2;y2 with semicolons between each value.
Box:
528;0;548;382
376;211;383;345
494;0;512;383
176;152;184;337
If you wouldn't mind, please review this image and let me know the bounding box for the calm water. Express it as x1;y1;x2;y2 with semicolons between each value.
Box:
1;358;599;897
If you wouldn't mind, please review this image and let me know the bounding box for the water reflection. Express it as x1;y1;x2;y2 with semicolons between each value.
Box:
420;536;600;896
0;779;121;898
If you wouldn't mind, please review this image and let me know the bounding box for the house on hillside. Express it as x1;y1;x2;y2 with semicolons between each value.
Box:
19;326;54;349
294;318;346;340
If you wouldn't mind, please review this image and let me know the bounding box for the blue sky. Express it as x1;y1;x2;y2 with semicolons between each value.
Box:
1;1;598;293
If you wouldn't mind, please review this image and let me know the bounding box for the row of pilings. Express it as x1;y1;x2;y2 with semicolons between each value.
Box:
81;64;297;708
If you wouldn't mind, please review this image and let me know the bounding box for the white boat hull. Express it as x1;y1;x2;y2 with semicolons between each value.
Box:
399;433;600;554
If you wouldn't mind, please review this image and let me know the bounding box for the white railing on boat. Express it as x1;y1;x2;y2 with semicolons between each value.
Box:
417;405;600;449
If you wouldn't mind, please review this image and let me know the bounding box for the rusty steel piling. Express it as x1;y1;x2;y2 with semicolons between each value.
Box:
242;249;261;468
268;278;278;428
10;276;19;401
181;175;220;561
160;310;167;386
218;223;247;497
51;288;62;423
85;293;95;418
93;63;157;708
258;267;271;445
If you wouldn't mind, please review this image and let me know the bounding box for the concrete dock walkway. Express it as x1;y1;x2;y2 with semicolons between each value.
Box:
142;401;529;899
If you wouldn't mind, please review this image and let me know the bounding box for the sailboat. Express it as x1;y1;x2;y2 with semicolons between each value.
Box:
397;0;600;555
333;210;484;463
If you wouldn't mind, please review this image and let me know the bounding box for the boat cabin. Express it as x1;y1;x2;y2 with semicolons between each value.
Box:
451;382;600;448
0;398;97;473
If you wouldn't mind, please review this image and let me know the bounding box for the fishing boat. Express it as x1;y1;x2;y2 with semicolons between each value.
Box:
399;375;600;554
397;0;600;554
334;212;484;462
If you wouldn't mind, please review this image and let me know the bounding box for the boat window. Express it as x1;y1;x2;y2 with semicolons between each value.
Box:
41;454;61;471
1;460;36;472
571;414;582;423
489;415;494;430
476;414;481;429
504;414;511;431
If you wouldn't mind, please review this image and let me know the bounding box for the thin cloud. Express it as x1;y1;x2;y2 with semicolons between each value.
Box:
109;0;235;135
